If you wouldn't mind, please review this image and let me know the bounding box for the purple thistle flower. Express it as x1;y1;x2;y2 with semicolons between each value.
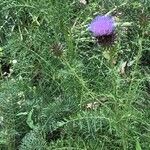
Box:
88;15;115;37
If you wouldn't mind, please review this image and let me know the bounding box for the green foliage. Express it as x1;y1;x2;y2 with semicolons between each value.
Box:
19;129;47;150
0;0;150;150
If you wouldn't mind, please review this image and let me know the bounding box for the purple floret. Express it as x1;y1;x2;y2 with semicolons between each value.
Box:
88;15;115;37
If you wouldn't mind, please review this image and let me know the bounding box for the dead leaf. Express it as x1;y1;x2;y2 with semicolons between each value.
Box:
127;60;135;67
79;0;88;5
86;102;99;110
119;61;127;75
51;43;63;57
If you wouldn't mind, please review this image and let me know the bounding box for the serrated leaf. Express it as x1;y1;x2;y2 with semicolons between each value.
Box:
19;130;47;150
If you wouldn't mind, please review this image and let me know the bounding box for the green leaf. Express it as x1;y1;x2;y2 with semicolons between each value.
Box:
136;140;142;150
102;51;110;60
16;112;28;116
0;47;3;57
26;109;36;129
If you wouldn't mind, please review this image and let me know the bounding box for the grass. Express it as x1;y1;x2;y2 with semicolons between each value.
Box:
0;0;150;150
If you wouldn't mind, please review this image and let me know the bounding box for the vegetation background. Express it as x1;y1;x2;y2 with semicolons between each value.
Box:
0;0;149;149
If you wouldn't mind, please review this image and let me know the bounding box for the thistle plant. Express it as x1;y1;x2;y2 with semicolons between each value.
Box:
88;14;132;67
0;0;149;150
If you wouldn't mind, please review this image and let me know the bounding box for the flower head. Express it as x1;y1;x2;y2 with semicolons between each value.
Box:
88;15;115;37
